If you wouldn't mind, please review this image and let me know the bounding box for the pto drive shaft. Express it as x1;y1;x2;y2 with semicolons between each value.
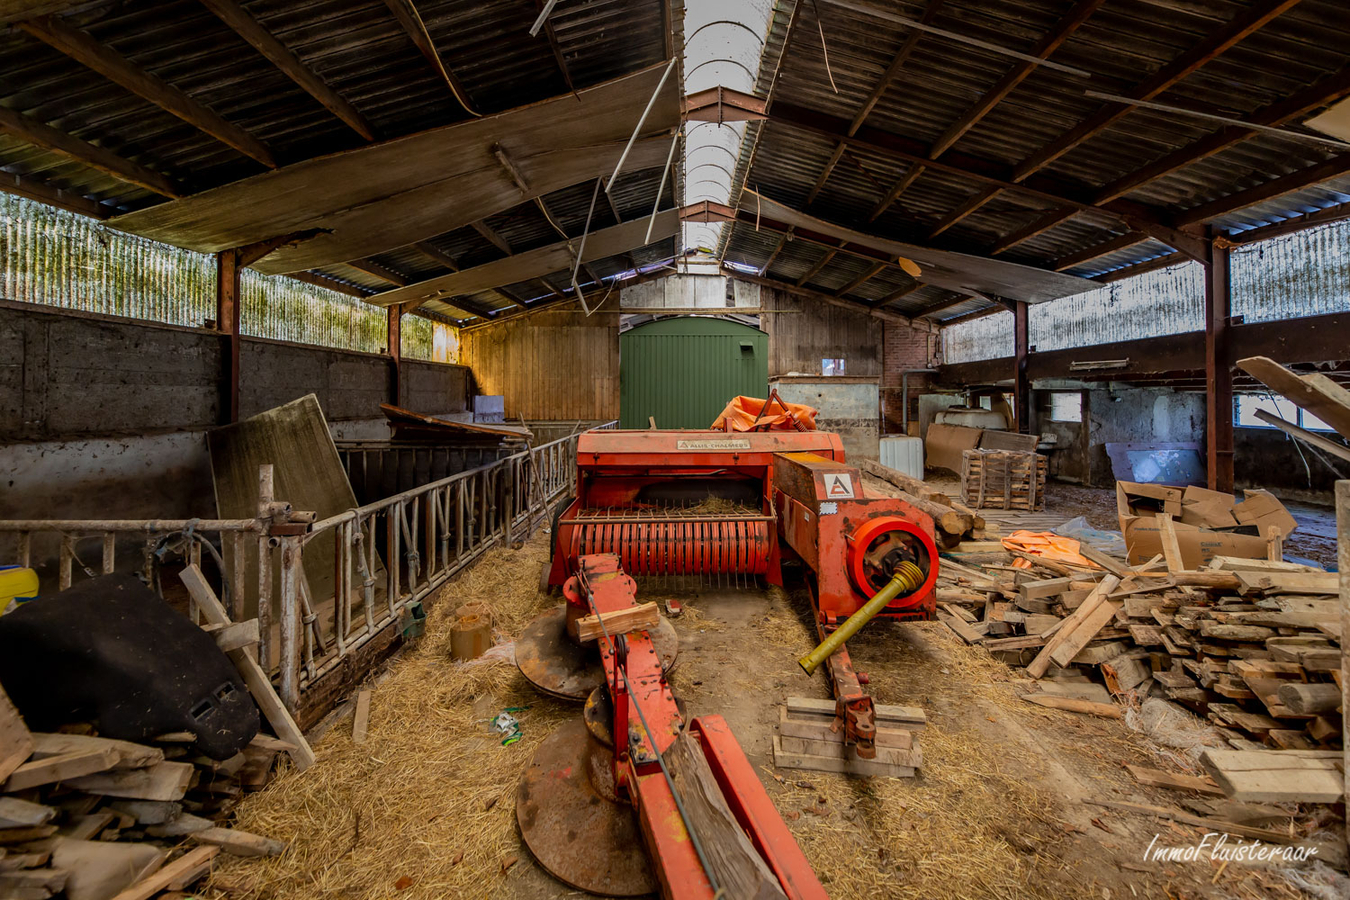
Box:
797;560;925;675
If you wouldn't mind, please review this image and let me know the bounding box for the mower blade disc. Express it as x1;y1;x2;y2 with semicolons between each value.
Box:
516;719;655;897
516;606;679;701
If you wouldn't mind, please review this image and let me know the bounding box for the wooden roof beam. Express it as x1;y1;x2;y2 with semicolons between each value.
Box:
17;15;277;168
835;260;887;298
532;0;576;95
411;241;460;270
874;280;922;307
471;220;513;255
382;0;479;116
1052;231;1147;272
929;186;998;237
347;258;411;285
0;104;185;198
199;0;377;142
291;270;373;298
796;243;842;287
989;206;1078;255
911;291;974;318
1177;153;1350;227
805;143;845;205
728;269;921;326
760;230;790;273
0;169;114;218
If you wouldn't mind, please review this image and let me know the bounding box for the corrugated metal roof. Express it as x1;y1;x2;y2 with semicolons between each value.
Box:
718;0;1350;322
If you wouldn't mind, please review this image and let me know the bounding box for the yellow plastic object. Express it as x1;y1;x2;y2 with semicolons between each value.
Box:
0;566;39;611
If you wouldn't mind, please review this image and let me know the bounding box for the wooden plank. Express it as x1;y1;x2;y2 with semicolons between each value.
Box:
1156;513;1185;574
575;603;661;642
108;846;219;900
29;733;162;770
776;708;913;749
937;611;984;644
1238;356;1350;440
0;686;32;784
1234;569;1339;595
351;691;372;745
64;761;196;801
0;797;55;828
3;747;119;791
665;732;788;899
1050;594;1124;669
1083;799;1297;843
784;697;927;729
777;734;920;769
772;735;915;778
210;619;260;653
1200;749;1343;803
50;838;166;900
179;566;316;771
1125;764;1224;795
1020;694;1121;718
109;66;678;274
191;826;285;857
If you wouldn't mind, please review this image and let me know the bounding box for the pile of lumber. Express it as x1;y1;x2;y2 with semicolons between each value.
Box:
860;460;993;548
773;697;926;778
959;449;1047;511
934;535;1344;804
1;684;288;899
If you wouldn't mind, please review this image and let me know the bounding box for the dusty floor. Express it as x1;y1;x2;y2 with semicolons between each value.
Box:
204;524;1336;900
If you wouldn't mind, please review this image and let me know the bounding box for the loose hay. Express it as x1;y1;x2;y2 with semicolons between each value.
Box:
208;536;570;900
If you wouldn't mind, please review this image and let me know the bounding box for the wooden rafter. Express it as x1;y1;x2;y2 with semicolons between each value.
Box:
1177;153;1350;227
17;15;277;168
992;63;1350;255
199;0;376;141
471;220;513;255
875;280;922;307
1052;232;1148;272
0;105;184;197
532;0;576;95
1;169;113;218
382;0;479;116
870;0;1103;222
291;270;372;298
910;292;971;318
807;0;940;212
760;230;789;273
835;260;887;298
411;241;460;270
347;258;410;285
796;243;841;287
948;0;1303;238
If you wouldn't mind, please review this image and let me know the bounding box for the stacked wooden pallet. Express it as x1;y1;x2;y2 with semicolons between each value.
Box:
959;449;1047;511
935;537;1344;806
0;684;288;899
773;697;926;777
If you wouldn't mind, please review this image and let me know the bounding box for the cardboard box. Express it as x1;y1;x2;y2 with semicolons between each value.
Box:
1117;482;1297;567
1122;519;1270;569
1179;485;1239;529
1233;489;1299;538
1116;482;1183;521
925;423;983;474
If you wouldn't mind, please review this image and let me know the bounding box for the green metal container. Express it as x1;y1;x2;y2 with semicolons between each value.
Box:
620;317;768;429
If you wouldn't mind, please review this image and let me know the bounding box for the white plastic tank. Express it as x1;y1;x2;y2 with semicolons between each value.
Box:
879;436;924;479
934;407;1008;430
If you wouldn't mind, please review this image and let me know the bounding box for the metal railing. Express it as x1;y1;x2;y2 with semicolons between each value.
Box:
0;423;614;719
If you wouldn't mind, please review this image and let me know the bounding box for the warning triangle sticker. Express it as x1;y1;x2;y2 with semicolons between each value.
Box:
824;473;855;499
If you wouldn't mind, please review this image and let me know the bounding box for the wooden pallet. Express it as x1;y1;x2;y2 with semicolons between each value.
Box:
772;698;925;777
960;449;1047;510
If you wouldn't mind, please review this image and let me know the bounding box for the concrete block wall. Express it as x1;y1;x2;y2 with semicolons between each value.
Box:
1;300;470;528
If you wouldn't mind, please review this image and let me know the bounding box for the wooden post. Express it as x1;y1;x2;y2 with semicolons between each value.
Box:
1205;230;1233;493
1013;299;1030;434
387;304;402;407
1336;479;1348;851
215;249;242;424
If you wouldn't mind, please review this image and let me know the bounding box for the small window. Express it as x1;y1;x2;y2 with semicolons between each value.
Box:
1049;392;1082;423
1235;395;1333;431
821;358;845;376
977;395;993;410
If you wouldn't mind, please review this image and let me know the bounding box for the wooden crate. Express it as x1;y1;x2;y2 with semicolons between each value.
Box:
772;698;925;777
960;449;1047;510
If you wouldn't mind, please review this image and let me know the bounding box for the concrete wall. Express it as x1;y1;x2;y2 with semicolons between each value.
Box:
1;300;471;530
1235;427;1340;501
772;377;880;461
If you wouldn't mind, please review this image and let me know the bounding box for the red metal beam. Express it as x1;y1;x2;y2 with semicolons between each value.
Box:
387;304;402;407
216;249;242;424
1013;300;1029;433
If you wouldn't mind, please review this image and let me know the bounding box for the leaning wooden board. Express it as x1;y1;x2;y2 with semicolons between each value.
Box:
1237;356;1350;440
0;685;32;784
1200;749;1344;803
208;393;382;625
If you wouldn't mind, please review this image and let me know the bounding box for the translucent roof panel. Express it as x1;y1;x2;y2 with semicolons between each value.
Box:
681;0;774;255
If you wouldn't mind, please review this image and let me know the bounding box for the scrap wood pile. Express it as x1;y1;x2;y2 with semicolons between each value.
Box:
1;685;289;900
859;460;995;548
929;512;1344;814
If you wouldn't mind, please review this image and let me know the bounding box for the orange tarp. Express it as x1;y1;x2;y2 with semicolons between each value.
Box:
711;395;818;432
1001;531;1100;570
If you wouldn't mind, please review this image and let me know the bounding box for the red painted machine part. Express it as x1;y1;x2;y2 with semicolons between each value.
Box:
845;516;940;610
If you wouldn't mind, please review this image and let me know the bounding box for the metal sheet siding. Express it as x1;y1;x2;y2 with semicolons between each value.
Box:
619;316;768;428
1231;219;1350;324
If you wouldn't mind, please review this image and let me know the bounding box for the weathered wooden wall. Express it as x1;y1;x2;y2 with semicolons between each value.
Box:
760;285;882;378
460;308;620;421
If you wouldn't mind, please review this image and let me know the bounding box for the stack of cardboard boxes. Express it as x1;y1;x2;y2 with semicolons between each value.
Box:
1116;483;1299;567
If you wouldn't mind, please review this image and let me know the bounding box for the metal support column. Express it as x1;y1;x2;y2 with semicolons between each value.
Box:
1013;299;1030;434
1205;230;1233;492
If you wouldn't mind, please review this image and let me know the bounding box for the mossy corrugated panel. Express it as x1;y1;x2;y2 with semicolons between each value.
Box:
620;317;767;428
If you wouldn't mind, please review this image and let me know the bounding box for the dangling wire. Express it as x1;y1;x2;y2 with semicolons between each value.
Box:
811;0;839;93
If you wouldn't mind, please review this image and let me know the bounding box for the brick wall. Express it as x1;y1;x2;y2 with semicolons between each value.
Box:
881;320;939;433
